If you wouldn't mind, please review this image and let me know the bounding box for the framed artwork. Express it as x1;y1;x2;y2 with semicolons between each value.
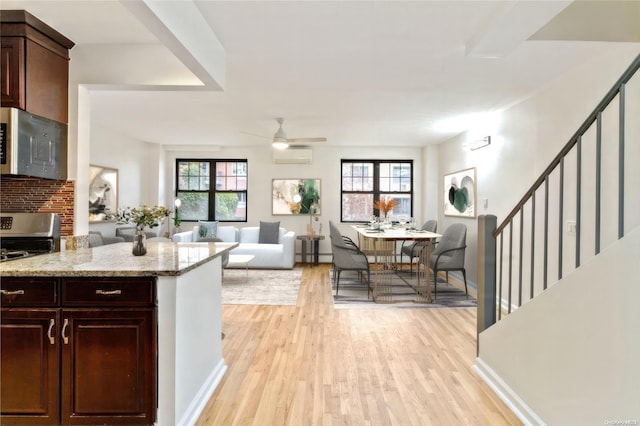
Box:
444;167;476;218
89;165;118;222
272;178;321;215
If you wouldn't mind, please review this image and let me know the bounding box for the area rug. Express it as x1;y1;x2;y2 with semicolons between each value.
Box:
222;268;302;306
331;270;476;309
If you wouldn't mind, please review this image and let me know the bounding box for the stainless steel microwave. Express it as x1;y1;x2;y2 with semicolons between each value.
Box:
0;107;67;180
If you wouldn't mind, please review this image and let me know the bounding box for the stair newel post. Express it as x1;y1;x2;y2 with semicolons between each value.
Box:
477;215;497;355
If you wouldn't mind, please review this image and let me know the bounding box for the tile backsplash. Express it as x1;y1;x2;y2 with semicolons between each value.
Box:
0;175;75;236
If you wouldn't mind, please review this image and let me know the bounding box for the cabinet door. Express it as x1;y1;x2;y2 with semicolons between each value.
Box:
25;38;69;123
0;309;60;425
0;37;25;108
60;309;156;425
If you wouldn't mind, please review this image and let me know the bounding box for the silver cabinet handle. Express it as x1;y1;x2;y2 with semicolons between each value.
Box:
61;318;69;344
1;289;25;295
96;289;122;295
47;318;55;345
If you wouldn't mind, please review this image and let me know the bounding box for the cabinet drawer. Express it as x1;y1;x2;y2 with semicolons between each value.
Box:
1;277;58;306
62;277;156;307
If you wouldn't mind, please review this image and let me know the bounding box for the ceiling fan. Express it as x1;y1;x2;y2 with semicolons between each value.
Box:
244;118;327;149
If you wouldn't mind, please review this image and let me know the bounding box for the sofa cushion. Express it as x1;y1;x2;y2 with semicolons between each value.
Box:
216;226;238;243
197;220;218;240
258;221;280;244
230;243;284;268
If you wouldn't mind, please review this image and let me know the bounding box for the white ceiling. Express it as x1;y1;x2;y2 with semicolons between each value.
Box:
2;0;639;149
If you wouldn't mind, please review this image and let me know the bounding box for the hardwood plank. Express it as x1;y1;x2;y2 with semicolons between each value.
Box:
196;264;521;425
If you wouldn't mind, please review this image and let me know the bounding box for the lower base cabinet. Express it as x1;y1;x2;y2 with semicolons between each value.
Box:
0;309;60;425
62;309;156;425
1;277;157;425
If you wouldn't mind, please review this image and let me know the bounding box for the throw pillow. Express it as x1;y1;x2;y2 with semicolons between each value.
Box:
258;221;280;244
197;220;218;240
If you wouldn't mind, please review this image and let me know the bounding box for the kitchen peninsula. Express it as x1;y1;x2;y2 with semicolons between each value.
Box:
0;241;237;426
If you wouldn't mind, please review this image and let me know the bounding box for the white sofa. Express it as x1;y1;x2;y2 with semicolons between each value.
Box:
172;225;296;269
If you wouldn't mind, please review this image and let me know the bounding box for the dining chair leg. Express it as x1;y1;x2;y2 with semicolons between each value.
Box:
335;270;341;296
462;269;468;295
433;268;438;300
365;270;371;298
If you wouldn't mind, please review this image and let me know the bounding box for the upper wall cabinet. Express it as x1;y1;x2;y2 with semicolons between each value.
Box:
0;10;75;123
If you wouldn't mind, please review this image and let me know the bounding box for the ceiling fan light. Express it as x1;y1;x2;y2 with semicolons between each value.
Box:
272;123;289;148
272;140;289;149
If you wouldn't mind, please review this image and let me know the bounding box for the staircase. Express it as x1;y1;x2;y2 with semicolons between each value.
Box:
475;53;640;424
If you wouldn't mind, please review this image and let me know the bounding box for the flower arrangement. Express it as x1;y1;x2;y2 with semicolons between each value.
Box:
374;197;397;215
119;205;169;230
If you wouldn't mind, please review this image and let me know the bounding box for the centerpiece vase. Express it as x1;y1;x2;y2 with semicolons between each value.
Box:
132;230;147;256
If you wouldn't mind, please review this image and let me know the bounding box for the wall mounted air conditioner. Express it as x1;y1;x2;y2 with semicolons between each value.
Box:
272;148;312;164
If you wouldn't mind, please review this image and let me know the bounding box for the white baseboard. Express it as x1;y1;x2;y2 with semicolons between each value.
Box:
178;359;228;426
474;358;545;426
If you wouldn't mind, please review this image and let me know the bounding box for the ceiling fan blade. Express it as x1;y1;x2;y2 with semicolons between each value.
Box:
240;131;269;140
287;137;327;143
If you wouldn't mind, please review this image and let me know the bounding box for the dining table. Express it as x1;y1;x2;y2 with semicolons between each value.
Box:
352;225;442;303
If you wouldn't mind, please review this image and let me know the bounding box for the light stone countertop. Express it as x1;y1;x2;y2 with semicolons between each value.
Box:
0;241;238;277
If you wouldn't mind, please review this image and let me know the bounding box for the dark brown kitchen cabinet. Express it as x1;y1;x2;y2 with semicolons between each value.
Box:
0;37;25;109
0;276;157;425
0;10;75;123
0;309;60;425
61;309;156;425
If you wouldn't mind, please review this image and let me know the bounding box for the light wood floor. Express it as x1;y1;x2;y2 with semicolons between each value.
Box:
196;264;521;426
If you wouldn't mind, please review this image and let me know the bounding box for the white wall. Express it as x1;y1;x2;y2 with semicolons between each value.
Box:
435;45;640;288
90;124;160;209
476;225;640;424
468;45;640;424
423;144;439;222
68;37;204;236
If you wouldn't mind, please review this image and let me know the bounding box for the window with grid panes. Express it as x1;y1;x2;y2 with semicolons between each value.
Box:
176;159;248;221
341;160;413;222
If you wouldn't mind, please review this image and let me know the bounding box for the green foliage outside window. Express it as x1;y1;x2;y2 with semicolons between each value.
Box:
215;193;240;220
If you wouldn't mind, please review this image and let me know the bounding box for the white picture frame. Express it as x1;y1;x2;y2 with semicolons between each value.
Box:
89;165;118;222
444;167;476;218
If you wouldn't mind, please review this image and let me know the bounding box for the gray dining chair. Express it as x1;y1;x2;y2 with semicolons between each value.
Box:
429;223;467;299
400;219;437;274
329;221;371;297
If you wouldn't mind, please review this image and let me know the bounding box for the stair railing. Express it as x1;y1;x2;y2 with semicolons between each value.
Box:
477;53;640;344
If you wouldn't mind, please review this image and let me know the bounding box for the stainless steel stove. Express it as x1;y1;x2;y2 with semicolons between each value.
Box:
0;213;61;262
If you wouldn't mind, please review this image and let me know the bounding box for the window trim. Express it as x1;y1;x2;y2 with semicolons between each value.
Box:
175;158;248;222
340;159;414;223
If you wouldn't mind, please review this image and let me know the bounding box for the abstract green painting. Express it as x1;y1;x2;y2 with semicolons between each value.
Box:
444;168;476;218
